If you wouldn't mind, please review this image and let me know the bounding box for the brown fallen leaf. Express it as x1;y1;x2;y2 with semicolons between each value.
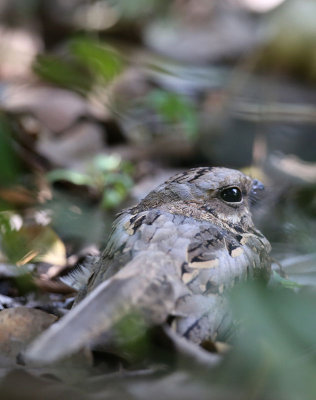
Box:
0;186;35;208
0;307;57;360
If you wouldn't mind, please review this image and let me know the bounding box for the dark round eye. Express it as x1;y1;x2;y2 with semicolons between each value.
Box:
220;187;242;203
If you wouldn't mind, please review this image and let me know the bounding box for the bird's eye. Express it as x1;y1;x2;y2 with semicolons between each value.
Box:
220;187;242;203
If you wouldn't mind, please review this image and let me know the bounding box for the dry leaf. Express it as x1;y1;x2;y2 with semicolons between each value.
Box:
16;226;67;267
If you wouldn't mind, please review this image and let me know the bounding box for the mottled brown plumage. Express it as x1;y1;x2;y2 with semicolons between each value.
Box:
26;167;271;363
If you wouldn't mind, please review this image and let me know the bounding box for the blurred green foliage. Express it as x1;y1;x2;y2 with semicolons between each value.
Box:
33;54;92;93
217;281;316;400
112;311;151;362
47;154;133;210
0;211;66;265
269;270;302;290
34;37;124;94
0;115;21;187
14;271;36;295
70;38;124;83
146;89;198;140
0;212;27;263
45;189;106;249
0;212;36;293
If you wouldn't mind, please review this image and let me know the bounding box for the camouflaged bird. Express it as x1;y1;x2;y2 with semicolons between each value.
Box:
26;167;271;364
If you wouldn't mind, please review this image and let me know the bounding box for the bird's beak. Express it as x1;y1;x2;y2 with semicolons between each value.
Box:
250;179;265;206
252;179;264;194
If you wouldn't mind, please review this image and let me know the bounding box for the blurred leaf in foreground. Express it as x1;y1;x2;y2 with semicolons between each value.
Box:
277;253;316;288
218;281;316;400
110;311;151;362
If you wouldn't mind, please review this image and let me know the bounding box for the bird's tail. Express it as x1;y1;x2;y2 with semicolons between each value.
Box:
25;252;180;364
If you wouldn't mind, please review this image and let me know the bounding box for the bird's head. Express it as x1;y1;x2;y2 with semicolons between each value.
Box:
137;167;265;231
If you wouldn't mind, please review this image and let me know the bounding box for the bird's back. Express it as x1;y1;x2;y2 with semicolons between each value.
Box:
82;206;270;343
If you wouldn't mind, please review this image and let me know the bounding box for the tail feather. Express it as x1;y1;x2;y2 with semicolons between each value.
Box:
25;252;180;364
60;252;99;291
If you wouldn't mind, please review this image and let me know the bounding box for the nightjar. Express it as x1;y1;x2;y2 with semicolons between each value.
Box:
26;167;271;363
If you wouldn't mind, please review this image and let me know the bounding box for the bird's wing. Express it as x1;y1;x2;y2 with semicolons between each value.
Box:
25;209;270;364
25;251;185;364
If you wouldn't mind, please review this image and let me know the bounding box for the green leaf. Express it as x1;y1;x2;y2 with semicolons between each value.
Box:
146;89;198;140
102;188;125;209
33;55;92;93
92;154;122;172
70;38;124;82
269;270;302;290
47;169;93;186
221;281;316;400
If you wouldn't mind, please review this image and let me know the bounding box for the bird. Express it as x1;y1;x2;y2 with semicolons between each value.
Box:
26;167;271;364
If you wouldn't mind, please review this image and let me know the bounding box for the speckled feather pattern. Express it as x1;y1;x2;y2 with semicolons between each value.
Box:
81;167;271;341
26;167;271;363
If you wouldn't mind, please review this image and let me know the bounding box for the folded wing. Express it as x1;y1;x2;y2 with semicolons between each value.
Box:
25;251;183;364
